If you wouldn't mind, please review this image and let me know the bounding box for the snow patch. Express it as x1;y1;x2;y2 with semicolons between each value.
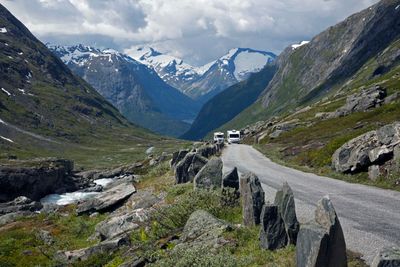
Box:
0;135;14;143
396;5;400;10
291;41;310;50
233;51;273;81
146;146;155;154
0;27;7;33
1;88;11;96
0;118;6;124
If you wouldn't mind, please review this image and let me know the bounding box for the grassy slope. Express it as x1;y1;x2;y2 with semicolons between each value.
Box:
0;4;186;169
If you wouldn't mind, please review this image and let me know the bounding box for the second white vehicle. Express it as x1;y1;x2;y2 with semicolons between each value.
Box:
213;132;224;143
227;130;240;144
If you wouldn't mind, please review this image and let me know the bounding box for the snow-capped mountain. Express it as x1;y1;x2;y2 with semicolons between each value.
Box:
48;44;200;137
127;46;276;103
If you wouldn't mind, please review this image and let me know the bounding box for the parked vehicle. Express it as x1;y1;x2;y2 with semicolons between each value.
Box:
213;132;224;143
227;130;240;144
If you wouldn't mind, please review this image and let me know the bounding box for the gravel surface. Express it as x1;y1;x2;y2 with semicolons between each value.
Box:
222;144;400;264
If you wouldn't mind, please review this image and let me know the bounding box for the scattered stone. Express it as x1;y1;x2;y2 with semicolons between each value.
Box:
36;230;54;245
56;236;130;263
0;196;42;215
194;157;223;189
222;167;240;191
259;204;288;250
274;182;299;245
371;246;400;267
175;210;231;250
76;183;136;214
240;172;265;226
0;211;32;226
187;154;209;181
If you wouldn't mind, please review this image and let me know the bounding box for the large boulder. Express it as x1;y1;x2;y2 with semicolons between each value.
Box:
239;172;265;226
0;158;79;202
274;182;299;245
194;157;223;189
371;247;400;267
222;167;240;191
259;204;288;250
76;183;136;214
175;210;231;250
0;196;42;215
297;196;347;267
332;122;400;173
175;153;208;184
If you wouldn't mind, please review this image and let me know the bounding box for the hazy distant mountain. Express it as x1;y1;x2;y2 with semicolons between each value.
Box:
49;44;201;137
128;46;276;103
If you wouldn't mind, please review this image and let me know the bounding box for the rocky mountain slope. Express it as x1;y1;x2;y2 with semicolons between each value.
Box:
219;0;400;132
0;4;175;167
233;0;400;189
128;46;276;103
182;65;276;140
48;45;200;137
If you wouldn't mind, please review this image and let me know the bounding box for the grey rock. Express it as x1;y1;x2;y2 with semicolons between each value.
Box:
0;196;42;215
259;204;288;250
0;211;33;226
126;190;161;210
368;165;382;181
314;196;347;267
222;167;240;190
56;236;130;263
371;247;400;267
94;208;149;240
171;150;189;167
239;172;265;226
175;152;208;184
384;92;400;104
175;210;231;250
332;122;400;173
274;182;299;245
194;157;223;189
296;222;330;267
76;183;136;214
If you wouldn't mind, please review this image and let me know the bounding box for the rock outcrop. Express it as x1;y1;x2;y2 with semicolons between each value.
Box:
194;157;223;189
259;204;288;250
0;158;82;202
274;182;299;245
222;167;240;191
0;196;42;215
332;122;400;173
329;85;387;119
296;196;347;267
240;172;265;226
371;247;400;267
170;150;189;167
56;236;130;264
175;153;208;184
76;182;136;214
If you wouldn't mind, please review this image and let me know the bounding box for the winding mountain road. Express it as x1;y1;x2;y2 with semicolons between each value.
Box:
222;144;400;264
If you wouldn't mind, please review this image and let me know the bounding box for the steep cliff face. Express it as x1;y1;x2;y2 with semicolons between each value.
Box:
260;0;400;114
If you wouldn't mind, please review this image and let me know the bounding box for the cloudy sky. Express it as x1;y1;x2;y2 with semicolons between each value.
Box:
1;0;378;65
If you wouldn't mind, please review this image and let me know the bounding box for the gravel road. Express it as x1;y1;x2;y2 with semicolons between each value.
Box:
222;144;400;264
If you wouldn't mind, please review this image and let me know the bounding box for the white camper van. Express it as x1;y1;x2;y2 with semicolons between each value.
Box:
227;130;240;144
213;132;224;143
